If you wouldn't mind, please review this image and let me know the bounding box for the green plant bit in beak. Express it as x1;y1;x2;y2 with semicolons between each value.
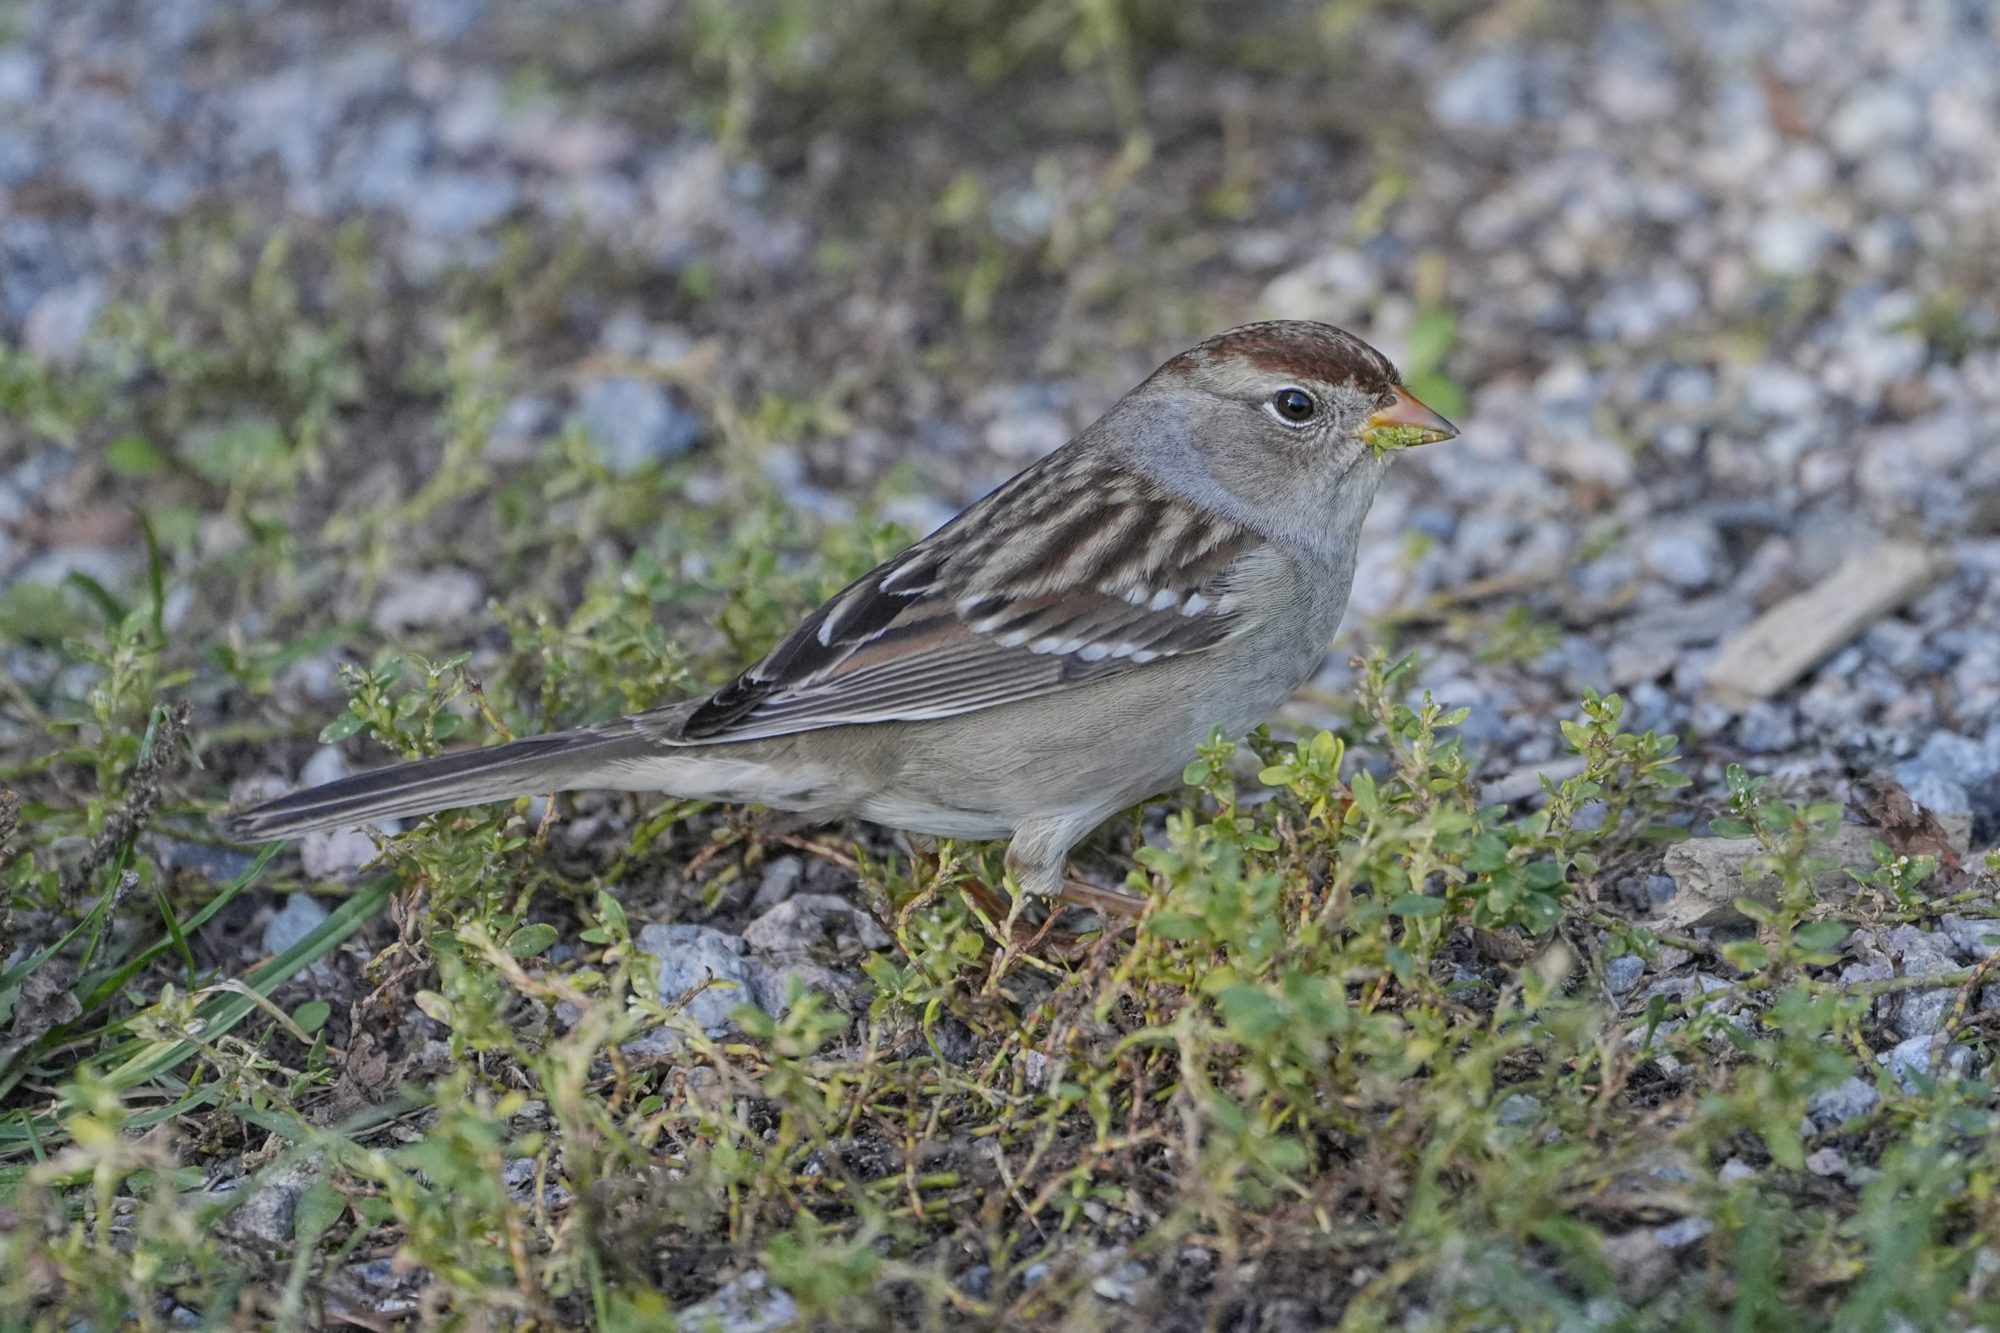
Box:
1363;386;1458;455
1364;423;1440;454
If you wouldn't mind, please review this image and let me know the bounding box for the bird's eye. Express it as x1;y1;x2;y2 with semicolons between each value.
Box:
1267;387;1318;426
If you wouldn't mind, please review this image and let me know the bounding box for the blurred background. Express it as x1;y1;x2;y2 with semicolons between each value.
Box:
2;0;1997;831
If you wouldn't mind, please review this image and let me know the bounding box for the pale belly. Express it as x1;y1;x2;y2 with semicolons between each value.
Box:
849;636;1317;840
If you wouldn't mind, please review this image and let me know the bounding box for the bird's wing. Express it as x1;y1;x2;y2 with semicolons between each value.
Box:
672;458;1261;742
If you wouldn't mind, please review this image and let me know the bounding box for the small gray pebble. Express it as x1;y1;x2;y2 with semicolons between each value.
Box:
1655;1217;1711;1249
573;377;701;474
638;923;762;1034
1605;954;1647;995
1880;1034;1974;1091
262;892;330;956
1735;701;1798;754
743;894;889;955
1940;915;2000;961
371;567;484;635
1808;1076;1879;1129
1642;521;1721;591
671;1272;798;1333
752;856;805;913
1903;773;1971;819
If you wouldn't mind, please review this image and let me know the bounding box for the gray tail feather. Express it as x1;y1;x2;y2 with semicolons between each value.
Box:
227;725;656;841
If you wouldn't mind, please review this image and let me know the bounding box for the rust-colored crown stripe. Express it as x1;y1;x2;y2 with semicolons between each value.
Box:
1167;320;1403;396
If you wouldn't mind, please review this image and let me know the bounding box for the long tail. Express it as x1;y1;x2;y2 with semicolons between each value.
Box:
228;714;702;841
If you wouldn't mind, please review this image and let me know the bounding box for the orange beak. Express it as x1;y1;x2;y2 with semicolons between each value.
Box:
1362;386;1459;451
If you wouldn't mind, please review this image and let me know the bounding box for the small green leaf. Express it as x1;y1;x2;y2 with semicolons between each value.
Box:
293;1000;331;1033
1465;832;1509;873
106;434;166;475
414;990;454;1025
319;710;367;744
1390;894;1447;918
1406;308;1456;364
292;1180;346;1248
1216;983;1283;1038
595;889;629;937
1523;861;1567;891
1721;939;1768;971
507;923;561;958
1351;769;1379;815
1733;898;1778;925
1762;1116;1804;1171
1147;912;1206;941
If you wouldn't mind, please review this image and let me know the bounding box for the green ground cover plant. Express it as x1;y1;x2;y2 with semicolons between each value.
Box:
1;227;1997;1330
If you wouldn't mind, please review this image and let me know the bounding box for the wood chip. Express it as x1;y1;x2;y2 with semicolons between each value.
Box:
1704;541;1949;709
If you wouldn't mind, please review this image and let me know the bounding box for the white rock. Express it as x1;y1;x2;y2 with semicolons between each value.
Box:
639;924;763;1035
1827;86;1924;159
1742;363;1822;419
1808;1076;1879;1129
1259;249;1382;320
573;377;701;474
300;827;378;880
674;1271;798;1333
371;568;484;635
299;746;350;789
23;279;104;365
1749;212;1833;278
985;409;1069;461
1880;1033;1974;1091
742;894;889;955
263;892;330;956
1642;520;1722;591
1940;915;2000;962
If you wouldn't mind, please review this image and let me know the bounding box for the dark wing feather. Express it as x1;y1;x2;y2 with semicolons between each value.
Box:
683;543;944;736
678;456;1259;743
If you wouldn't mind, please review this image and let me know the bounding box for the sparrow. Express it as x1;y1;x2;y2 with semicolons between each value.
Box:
229;321;1457;908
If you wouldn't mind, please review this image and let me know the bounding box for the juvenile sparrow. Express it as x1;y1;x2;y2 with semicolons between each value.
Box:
230;321;1456;904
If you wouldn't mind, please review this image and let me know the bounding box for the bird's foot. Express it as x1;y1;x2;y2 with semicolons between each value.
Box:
1055;877;1147;919
925;870;1144;949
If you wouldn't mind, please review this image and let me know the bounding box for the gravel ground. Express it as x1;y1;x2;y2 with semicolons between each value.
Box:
6;0;1995;825
4;0;2000;1322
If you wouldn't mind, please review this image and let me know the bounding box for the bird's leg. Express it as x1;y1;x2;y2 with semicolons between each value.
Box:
1005;833;1148;921
905;833;942;885
959;875;1019;927
906;835;1019;925
1056;877;1148;919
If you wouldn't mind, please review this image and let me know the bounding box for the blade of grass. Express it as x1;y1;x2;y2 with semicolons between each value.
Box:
0;873;393;1150
98;873;396;1087
154;879;200;987
0;842;281;1104
75;842;282;1007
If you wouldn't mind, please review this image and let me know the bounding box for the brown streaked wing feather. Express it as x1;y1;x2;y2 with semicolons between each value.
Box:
679;460;1258;743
